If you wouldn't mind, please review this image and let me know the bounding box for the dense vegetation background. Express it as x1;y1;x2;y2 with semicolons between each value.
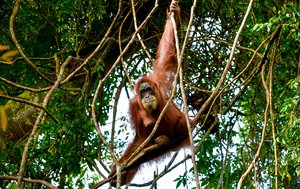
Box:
0;0;299;188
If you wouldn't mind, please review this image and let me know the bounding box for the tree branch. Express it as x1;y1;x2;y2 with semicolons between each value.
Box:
0;176;58;189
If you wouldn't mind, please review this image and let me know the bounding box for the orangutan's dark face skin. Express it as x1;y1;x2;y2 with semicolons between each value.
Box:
139;82;158;113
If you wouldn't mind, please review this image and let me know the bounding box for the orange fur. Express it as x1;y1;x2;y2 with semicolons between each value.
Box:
109;1;188;187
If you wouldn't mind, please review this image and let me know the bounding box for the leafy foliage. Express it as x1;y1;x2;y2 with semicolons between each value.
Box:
0;0;299;188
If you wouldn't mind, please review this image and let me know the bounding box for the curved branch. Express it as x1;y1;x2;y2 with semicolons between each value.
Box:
0;176;58;189
237;62;269;188
16;56;72;189
189;37;263;58
0;76;51;92
92;0;159;175
193;0;254;126
61;0;124;85
0;95;59;123
9;0;53;84
131;0;154;63
91;0;124;171
171;0;200;188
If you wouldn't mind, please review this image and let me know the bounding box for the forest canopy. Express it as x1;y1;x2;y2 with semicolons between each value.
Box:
0;0;299;188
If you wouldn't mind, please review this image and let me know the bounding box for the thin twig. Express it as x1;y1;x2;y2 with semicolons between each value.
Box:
0;176;58;189
0;95;59;123
118;9;135;91
237;25;282;189
217;33;274;117
237;63;269;188
198;33;273;131
270;36;279;189
0;76;51;92
170;0;201;188
216;124;233;189
61;0;123;85
9;0;52;84
0;56;54;65
193;0;254;127
91;1;159;188
131;0;154;62
16;56;72;189
189;37;263;58
91;2;124;186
